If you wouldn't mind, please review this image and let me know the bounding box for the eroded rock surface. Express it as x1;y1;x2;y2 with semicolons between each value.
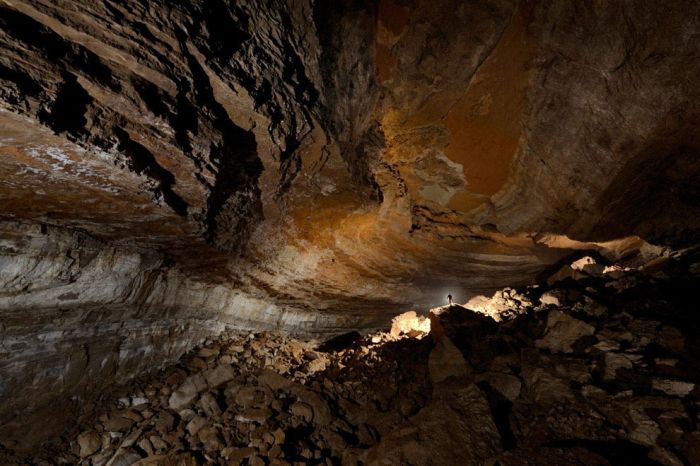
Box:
1;0;700;455
3;253;699;465
2;0;699;308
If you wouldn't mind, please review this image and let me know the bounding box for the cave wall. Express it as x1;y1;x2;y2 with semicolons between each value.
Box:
3;0;697;309
0;220;384;445
1;0;699;447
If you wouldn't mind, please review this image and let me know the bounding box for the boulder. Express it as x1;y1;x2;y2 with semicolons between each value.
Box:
428;336;470;384
366;384;501;465
465;288;532;321
535;311;595;353
628;409;662;447
227;345;245;354
303;357;328;375
137;438;154;456
290;387;332;426
105;448;143;466
203;364;236;388
571;256;606;276
272;428;285;445
539;292;561;306
197;426;223;451
234;386;271;409
152;412;175;433
149;435;168;451
290;402;314;423
223;447;257;462
234;408;272;423
102;413;135;432
547;265;587;286
480;372;522;401
390;311;431;338
77;430;101;458
656;326;685;353
185;416;207;436
652;379;695;396
603;352;642;381
169;373;207;410
197;347;220;359
168;390;198;412
521;367;574;405
199;392;222;419
258;368;292;391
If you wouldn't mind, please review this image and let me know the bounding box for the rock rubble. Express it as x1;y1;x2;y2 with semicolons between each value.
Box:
3;252;699;466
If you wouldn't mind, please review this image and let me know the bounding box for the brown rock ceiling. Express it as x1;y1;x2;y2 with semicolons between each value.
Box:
3;0;698;312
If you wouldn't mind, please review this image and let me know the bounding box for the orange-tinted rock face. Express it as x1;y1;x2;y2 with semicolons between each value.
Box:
1;0;699;446
444;7;531;204
2;0;698;314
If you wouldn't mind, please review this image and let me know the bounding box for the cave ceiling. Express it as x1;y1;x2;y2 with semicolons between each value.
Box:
1;0;699;313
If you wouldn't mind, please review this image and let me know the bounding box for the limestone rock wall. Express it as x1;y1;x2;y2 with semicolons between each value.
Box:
1;0;699;448
0;221;383;445
2;0;697;313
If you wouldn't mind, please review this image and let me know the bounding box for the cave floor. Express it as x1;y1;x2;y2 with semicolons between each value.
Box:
3;256;700;466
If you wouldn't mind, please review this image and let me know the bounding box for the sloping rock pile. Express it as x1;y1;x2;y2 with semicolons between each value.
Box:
3;253;699;466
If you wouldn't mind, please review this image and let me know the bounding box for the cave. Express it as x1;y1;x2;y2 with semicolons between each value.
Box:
1;1;699;465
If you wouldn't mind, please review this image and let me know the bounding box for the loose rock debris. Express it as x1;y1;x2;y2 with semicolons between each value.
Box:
4;253;700;466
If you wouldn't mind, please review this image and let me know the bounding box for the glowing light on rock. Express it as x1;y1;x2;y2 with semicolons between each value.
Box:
389;310;431;338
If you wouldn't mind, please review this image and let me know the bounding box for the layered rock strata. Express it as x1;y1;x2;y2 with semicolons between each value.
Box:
0;221;385;446
3;252;699;465
1;0;700;452
2;0;698;308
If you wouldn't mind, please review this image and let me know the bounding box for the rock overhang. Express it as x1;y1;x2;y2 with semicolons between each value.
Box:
0;0;698;343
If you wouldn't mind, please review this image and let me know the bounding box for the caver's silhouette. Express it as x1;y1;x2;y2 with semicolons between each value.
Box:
447;294;453;306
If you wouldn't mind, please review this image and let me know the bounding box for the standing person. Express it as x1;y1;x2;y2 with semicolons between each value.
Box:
447;294;453;306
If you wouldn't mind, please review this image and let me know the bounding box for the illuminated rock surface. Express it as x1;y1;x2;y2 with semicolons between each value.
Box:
1;0;699;458
3;255;699;465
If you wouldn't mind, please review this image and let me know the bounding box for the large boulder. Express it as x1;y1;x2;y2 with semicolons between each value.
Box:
168;373;207;411
77;430;101;458
428;336;471;384
365;384;501;465
535;311;595;353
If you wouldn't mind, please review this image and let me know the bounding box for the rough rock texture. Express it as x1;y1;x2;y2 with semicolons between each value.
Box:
2;0;698;305
1;0;700;452
0;221;385;446
3;253;699;465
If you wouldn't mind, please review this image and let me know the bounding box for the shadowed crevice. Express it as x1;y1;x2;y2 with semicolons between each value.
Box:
113;127;189;217
38;73;92;138
176;30;263;252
